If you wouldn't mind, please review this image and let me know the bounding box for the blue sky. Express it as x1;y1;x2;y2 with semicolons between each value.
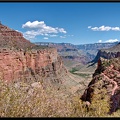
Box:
0;2;120;45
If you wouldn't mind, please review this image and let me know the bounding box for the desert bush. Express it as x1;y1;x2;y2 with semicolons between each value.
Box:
0;78;119;117
0;80;73;117
70;95;89;117
108;109;120;117
87;87;110;117
69;67;78;73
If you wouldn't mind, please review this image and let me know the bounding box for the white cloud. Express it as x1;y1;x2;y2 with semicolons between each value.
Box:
88;26;91;29
22;21;45;29
98;40;102;43
68;34;74;37
88;25;120;31
105;39;119;43
49;34;58;37
57;28;67;33
91;27;99;31
23;34;36;39
23;30;40;40
44;33;49;36
22;20;67;40
111;27;120;31
97;39;119;43
43;37;48;40
60;36;66;38
99;26;111;31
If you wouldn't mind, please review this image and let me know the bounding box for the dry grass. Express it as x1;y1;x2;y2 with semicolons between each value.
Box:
0;78;119;117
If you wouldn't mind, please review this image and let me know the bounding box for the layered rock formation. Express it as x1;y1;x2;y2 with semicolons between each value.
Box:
100;42;120;59
0;47;66;81
36;42;119;68
0;23;68;87
76;42;119;51
0;22;35;50
35;42;118;52
91;43;120;63
81;57;120;114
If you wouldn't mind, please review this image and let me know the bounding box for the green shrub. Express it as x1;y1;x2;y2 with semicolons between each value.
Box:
69;67;78;73
0;79;118;117
87;87;110;117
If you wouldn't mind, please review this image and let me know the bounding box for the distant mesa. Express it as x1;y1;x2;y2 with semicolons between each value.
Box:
89;42;120;66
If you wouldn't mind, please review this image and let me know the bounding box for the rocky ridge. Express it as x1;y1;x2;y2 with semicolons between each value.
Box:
81;57;120;114
91;43;120;63
0;22;35;50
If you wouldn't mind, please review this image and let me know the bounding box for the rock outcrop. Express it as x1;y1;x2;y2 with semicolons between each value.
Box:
100;42;120;59
0;23;35;50
0;47;66;81
81;57;120;114
91;43;120;63
0;23;68;87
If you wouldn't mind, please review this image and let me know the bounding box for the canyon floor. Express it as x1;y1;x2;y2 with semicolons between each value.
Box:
59;62;97;97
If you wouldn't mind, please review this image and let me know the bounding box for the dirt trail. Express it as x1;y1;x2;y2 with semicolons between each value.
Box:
84;64;120;107
101;65;119;95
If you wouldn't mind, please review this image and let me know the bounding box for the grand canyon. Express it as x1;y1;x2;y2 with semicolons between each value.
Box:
0;23;120;117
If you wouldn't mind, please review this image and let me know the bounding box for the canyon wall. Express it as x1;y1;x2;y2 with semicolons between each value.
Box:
92;43;120;63
0;48;67;85
0;23;68;86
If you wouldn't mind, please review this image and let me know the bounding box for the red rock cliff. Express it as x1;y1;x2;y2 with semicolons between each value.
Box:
0;47;67;84
0;23;35;49
0;23;68;87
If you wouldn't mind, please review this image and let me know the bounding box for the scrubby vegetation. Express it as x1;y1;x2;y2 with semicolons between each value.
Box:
69;67;78;73
0;78;119;117
69;67;90;78
109;57;120;71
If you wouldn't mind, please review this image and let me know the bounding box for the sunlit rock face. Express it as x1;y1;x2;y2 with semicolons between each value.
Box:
0;48;67;83
0;23;34;50
0;23;68;90
92;43;120;63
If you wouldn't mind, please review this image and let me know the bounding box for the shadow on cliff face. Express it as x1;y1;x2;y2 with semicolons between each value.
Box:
87;42;120;68
87;50;101;67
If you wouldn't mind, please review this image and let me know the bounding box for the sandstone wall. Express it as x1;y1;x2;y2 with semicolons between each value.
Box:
0;48;67;83
99;50;120;59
